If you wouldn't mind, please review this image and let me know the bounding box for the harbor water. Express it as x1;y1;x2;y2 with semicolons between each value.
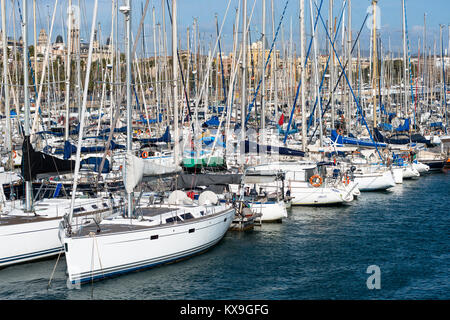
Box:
0;171;448;300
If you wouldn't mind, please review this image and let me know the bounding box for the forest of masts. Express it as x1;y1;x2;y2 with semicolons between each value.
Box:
0;0;449;128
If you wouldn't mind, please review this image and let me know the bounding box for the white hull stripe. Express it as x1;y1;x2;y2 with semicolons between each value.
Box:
0;246;62;265
71;236;224;284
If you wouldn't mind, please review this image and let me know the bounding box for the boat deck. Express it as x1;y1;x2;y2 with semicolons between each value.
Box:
0;214;52;226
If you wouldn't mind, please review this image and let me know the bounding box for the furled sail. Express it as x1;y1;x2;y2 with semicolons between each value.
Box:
123;151;181;193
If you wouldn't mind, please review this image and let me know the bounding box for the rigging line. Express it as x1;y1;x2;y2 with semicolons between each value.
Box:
47;248;64;289
244;0;290;128
308;11;369;145
190;0;234;125
403;1;416;129
306;0;346;134
283;0;325;144
314;1;383;161
165;0;194;132
16;0;46;133
216;15;228;107
95;1;152;183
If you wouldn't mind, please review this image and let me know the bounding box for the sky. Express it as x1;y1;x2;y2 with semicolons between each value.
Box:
2;0;450;57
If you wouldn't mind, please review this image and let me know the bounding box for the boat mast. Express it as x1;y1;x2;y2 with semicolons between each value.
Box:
261;0;266;145
402;0;408;119
440;24;448;131
22;0;33;212
123;0;133;217
152;6;161;129
300;0;306;152
310;0;323;147
33;0;37;83
329;0;334;130
271;0;278;127
68;0;99;224
76;0;81;121
1;0;12;170
371;0;378;130
240;0;247;162
65;0;73;140
172;0;179;165
347;0;352;134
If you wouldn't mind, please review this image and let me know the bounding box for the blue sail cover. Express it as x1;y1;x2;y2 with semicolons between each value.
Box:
395;118;409;131
98;126;128;134
331;130;387;148
203;116;220;127
244;140;305;157
388;113;396;122
395;118;410;132
201;136;226;148
378;123;393;131
277;124;298;135
80;157;110;173
137;113;163;124
37;123;80;137
136;126;171;144
62;140;125;159
430;122;443;128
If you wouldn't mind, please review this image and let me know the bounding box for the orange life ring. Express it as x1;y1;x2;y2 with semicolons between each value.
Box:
342;176;350;185
12;150;17;158
141;151;149;159
309;175;323;187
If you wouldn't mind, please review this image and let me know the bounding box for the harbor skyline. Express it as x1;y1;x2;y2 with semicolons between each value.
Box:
1;0;449;56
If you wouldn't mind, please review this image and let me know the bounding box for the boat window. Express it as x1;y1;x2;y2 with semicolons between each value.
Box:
73;207;85;213
165;216;182;223
304;168;316;182
200;211;205;216
103;203;108;208
180;213;194;220
188;228;195;233
92;205;98;209
150;235;158;240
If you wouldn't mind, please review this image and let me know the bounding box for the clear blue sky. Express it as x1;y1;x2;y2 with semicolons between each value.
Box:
3;0;450;56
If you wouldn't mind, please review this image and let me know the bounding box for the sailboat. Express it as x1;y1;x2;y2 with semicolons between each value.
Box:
238;169;289;222
63;0;235;285
247;160;353;205
0;0;118;268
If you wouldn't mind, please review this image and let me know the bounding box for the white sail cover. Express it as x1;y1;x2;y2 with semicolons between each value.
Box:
124;151;182;193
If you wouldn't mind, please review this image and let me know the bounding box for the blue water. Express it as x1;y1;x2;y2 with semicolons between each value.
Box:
0;171;448;300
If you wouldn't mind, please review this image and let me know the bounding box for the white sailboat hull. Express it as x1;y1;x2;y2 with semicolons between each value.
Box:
288;183;347;205
0;218;62;267
412;162;429;174
64;207;235;284
0;198;116;267
402;165;420;179
391;167;404;184
353;170;396;191
249;201;288;222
